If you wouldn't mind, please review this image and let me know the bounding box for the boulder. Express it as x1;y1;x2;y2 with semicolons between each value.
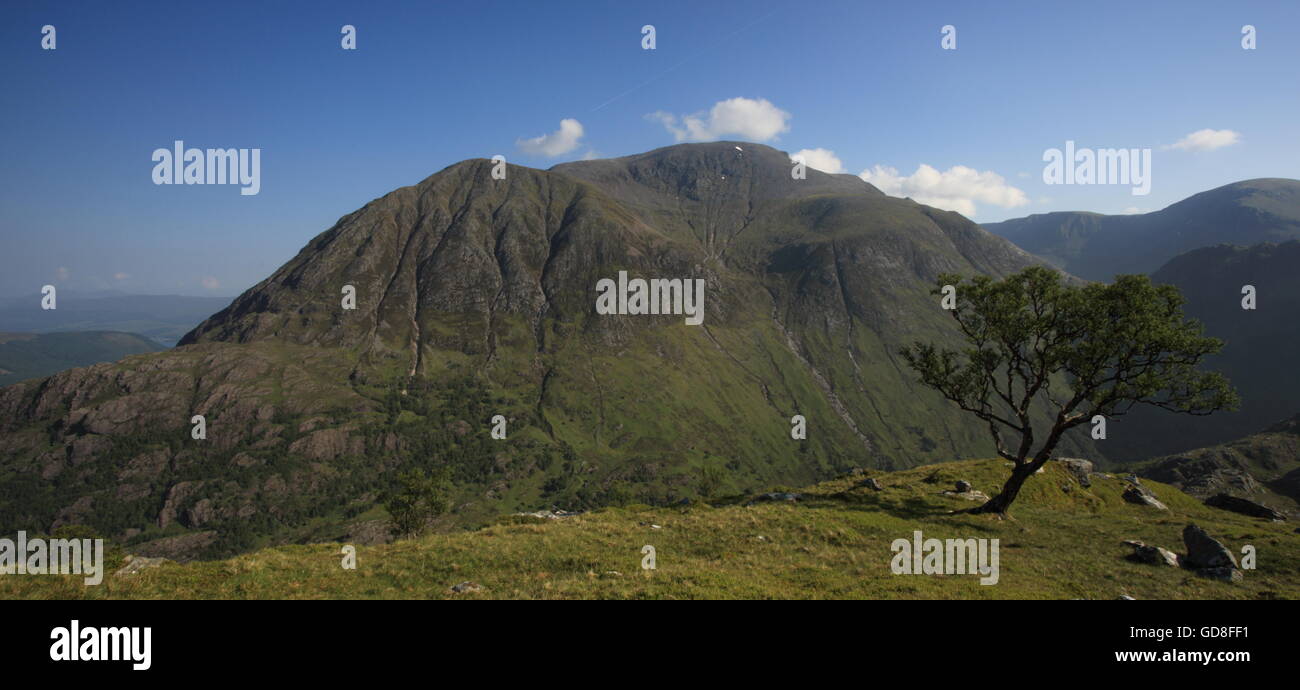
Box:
1196;567;1243;583
1122;485;1168;510
1056;457;1094;487
113;555;171;577
747;492;802;506
955;480;973;493
1182;524;1238;569
450;581;483;594
857;478;883;491
1204;493;1287;521
1121;540;1180;567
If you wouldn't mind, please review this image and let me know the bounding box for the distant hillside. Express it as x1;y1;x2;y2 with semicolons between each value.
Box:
0;331;164;386
1105;241;1300;460
983;179;1300;281
1137;413;1300;518
0;292;231;346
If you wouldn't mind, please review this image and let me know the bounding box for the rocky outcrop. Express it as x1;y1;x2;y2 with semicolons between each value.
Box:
1122;481;1168;510
1056;457;1094;487
1122;540;1180;567
1182;524;1242;582
1204;493;1287;521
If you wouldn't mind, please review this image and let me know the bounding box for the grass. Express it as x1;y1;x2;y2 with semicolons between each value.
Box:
3;458;1297;600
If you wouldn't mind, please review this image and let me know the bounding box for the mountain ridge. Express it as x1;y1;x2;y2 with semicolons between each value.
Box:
982;178;1300;280
1;142;1093;559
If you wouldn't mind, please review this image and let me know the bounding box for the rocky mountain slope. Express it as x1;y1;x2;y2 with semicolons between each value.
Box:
1137;413;1300;519
982;179;1300;281
0;142;1096;559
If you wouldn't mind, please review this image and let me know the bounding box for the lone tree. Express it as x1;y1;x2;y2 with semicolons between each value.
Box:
384;467;451;538
900;266;1237;514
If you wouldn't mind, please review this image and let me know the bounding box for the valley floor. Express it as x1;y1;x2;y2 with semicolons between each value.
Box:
3;459;1297;600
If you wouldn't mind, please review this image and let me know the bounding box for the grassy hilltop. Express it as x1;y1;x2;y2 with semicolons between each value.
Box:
5;458;1296;600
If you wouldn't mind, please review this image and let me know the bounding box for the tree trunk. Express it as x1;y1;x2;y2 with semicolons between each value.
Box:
972;463;1037;514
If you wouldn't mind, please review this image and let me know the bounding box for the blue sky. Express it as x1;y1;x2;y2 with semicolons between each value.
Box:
1;0;1296;296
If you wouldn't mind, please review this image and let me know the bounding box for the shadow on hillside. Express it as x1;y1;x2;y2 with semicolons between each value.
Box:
800;492;1005;534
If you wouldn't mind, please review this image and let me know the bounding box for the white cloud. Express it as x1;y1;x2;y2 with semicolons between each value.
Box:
790;148;845;174
1166;129;1241;152
858;164;1029;218
516;118;585;157
113;272;130;281
648;97;791;143
201;276;221;290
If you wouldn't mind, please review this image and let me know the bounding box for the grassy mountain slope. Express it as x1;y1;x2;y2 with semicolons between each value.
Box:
983;179;1300;281
0;331;164;386
0;142;1096;559
5;458;1295;600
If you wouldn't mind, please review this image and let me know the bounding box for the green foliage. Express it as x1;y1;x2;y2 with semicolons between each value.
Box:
900;267;1238;511
8;458;1299;600
697;461;726;500
383;467;451;539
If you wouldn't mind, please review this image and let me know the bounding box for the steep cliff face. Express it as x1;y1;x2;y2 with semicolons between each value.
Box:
0;142;1094;558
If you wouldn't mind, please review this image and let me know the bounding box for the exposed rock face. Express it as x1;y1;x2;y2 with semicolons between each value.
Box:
1137;413;1300;520
1056;457;1094;487
1122;484;1168;510
1122;540;1181;567
0;142;1096;558
1182;524;1238;570
1204;493;1287;521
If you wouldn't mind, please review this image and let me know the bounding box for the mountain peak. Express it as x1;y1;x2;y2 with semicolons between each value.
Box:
551;141;882;206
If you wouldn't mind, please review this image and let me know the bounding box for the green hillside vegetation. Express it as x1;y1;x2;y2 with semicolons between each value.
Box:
5;458;1295;600
0;331;164;386
0;142;1099;560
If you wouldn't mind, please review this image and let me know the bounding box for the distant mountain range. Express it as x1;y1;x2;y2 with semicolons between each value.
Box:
0;331;163;386
982;179;1300;281
0;291;231;346
1105;240;1300;461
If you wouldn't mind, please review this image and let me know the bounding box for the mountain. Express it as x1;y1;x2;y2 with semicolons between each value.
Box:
0;331;164;386
1137;413;1300;519
1104;240;1300;461
982;179;1300;281
0;292;233;346
0;142;1096;559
